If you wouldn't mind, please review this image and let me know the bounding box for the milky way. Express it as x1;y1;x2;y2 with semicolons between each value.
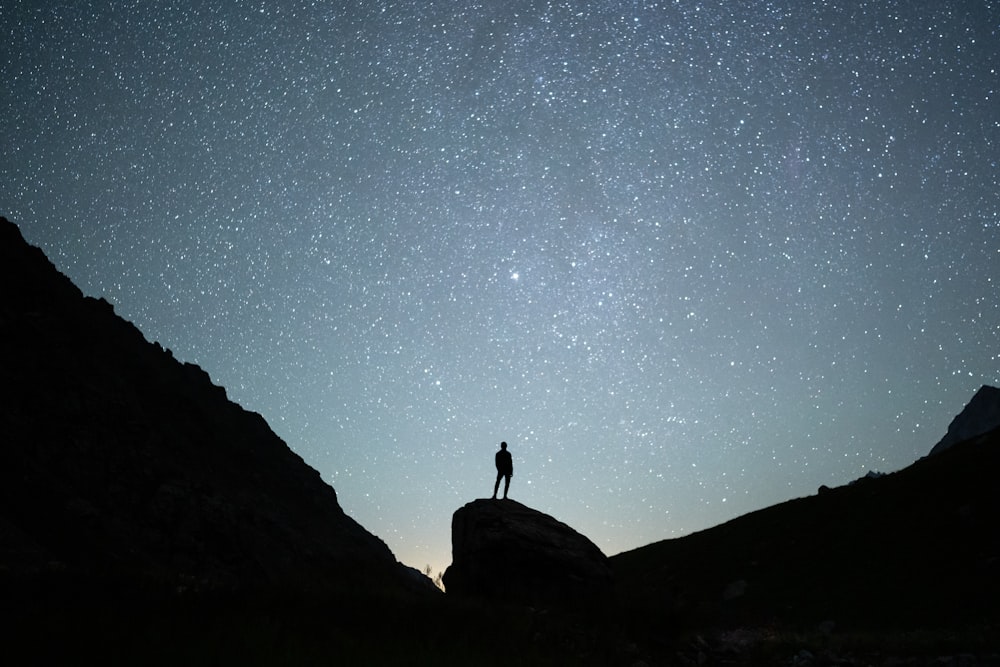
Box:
3;1;998;576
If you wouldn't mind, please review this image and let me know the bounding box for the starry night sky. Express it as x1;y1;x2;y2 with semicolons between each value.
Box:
3;1;998;577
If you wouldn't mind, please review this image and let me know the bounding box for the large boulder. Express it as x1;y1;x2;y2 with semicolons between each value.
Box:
443;499;613;605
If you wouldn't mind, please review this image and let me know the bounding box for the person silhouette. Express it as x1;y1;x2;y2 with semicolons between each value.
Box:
492;441;513;500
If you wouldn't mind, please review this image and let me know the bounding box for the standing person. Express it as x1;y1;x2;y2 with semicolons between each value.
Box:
492;441;513;500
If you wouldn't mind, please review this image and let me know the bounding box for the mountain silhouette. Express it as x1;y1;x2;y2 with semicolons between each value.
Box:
611;417;1000;634
0;216;425;597
2;214;997;663
930;384;1000;455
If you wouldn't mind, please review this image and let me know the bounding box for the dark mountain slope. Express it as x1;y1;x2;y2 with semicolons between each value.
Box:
0;216;421;597
611;426;1000;633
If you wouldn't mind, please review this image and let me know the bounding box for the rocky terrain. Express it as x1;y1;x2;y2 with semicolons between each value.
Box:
2;214;998;665
930;385;1000;455
443;498;613;605
0;216;426;598
610;419;1000;665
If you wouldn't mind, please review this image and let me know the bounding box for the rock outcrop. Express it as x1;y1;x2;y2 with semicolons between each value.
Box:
0;216;426;597
443;499;613;605
930;384;1000;455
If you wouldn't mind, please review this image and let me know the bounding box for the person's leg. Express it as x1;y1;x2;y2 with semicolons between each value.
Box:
502;474;510;499
493;472;502;498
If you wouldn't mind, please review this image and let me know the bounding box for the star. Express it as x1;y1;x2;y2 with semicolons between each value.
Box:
2;0;997;580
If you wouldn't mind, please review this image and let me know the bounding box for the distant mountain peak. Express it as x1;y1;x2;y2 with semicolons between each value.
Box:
929;384;1000;455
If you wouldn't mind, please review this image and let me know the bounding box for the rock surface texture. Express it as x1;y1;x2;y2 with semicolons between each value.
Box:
0;217;424;596
443;498;613;605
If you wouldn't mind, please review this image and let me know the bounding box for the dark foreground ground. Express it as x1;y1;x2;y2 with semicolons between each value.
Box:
6;428;999;667
4;572;998;667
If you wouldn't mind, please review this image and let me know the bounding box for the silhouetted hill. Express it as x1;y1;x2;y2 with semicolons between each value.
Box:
611;422;1000;634
4;215;997;663
0;216;425;598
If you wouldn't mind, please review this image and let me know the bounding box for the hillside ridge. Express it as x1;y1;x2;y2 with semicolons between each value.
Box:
611;422;1000;631
0;216;424;597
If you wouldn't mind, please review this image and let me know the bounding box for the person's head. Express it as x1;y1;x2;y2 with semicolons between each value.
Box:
500;441;507;450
